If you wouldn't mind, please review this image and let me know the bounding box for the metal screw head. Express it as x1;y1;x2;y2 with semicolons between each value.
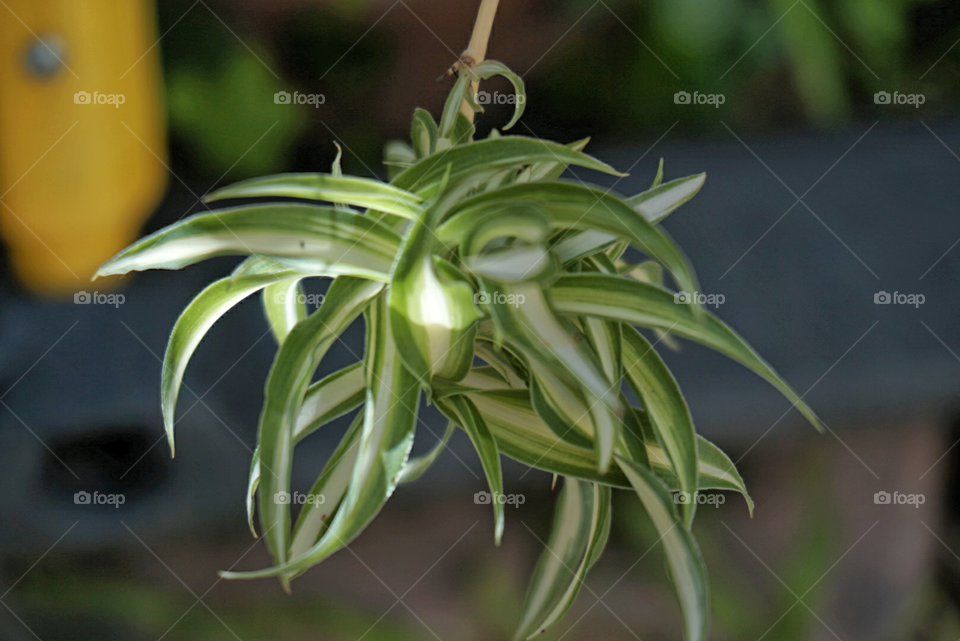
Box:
24;35;67;79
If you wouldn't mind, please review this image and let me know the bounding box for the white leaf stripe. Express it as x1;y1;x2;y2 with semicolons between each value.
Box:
621;326;699;527
262;278;306;344
391;136;624;194
626;173;706;223
439;181;699;296
226;294;419;579
514;479;609;640
396;422;455;485
96;205;401;281
293;362;366;441
256;278;383;577
161;271;300;456
617;456;709;641
437;395;505;543
549;273;822;431
289;411;365;562
203;173;424;220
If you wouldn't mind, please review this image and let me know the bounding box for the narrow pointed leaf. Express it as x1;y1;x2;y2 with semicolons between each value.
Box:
617;456;709;641
440;182;698;295
644;432;753;515
392;137;624;194
262;279;307;344
468;390;631;488
161;271;300;456
96;205;401;282
471;60;526;130
621;326;698;527
226;295;418;579
651;158;664;188
204;174;424;221
626;173;706;224
289;411;366;560
438;395;505;543
293;362;367;441
514;478;611;640
549;274;822;432
397;422;455;485
255;277;383;575
516;137;591;184
411;108;439;158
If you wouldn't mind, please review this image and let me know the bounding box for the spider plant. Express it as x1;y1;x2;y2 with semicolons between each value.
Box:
96;59;819;641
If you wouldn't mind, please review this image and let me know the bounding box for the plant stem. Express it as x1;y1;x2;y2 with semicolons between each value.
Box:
460;0;500;121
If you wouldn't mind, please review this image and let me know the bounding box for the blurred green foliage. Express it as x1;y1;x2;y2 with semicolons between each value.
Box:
156;0;960;176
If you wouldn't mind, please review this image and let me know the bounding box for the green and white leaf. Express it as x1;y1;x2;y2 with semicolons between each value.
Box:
204;173;424;221
226;295;418;579
96;205;401;282
389;195;481;386
549;274;822;431
627;173;706;224
262;278;306;344
514;478;611;640
621;326;698;527
617;456;709;641
392;137;624;195
294;362;367;441
254;277;383;578
397;422;455;485
289;410;366;562
161;270;300;455
440;182;698;295
438;394;505;543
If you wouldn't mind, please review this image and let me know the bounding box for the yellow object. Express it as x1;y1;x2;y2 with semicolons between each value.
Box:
0;0;167;294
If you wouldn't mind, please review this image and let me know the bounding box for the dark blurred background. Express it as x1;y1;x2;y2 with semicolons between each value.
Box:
2;0;960;639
